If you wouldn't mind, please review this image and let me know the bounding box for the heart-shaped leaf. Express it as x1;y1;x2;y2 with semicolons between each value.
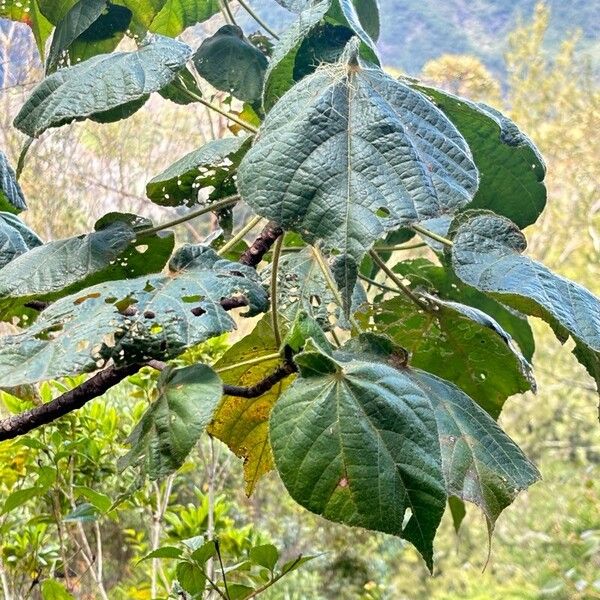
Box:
450;211;600;391
146;135;250;207
193;25;268;103
14;34;191;137
270;339;446;569
0;246;268;386
0;151;26;213
405;368;540;531
240;45;478;293
120;363;222;479
415;85;547;228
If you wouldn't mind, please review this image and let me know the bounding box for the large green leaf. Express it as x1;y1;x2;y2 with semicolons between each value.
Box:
120;363;222;479
148;0;221;37
240;46;478;300
415;86;546;228
450;211;600;390
63;3;133;68
0;213;174;315
362;293;535;417
0;246;268;386
46;0;108;72
263;1;379;110
0;0;53;59
392;258;535;361
0;212;42;269
404;367;540;531
193;25;268;103
0;151;26;214
267;247;365;330
146;135;250;207
14;34;191;137
270;339;446;569
271;334;539;567
263;0;330;111
209;316;295;495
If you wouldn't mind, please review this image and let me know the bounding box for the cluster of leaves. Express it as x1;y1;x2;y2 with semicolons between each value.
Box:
1;0;599;575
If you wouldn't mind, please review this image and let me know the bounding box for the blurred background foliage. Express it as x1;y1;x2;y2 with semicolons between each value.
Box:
0;2;599;599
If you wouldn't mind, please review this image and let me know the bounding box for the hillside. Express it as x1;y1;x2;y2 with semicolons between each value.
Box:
375;0;599;74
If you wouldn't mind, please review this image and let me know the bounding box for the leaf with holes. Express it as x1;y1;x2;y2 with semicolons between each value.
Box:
270;338;446;570
46;0;131;72
209;316;295;495
361;293;535;418
240;42;478;302
392;258;535;361
265;247;365;330
120;363;222;479
14;34;191;137
0;151;26;214
146;136;250;207
0;246;268;386
450;211;600;392
405;368;540;532
0;212;42;269
415;85;546;228
193;25;268;104
0;213;174;321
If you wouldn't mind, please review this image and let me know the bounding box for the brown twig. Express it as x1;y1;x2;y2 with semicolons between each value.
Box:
239;221;284;267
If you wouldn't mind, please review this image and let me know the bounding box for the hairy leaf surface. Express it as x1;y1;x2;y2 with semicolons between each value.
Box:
193;25;268;103
270;340;446;569
120;364;222;479
0;246;268;386
415;86;546;228
0;151;26;214
209;316;295;495
0;213;174;310
0;213;42;269
14;34;191;137
451;211;600;389
147;135;250;207
240;51;478;295
405;368;540;530
265;247;365;330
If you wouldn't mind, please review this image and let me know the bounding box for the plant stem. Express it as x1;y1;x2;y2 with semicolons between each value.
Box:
218;215;263;255
358;274;402;296
15;137;34;180
219;0;235;24
185;88;259;133
311;246;362;331
215;353;281;374
374;242;428;251
138;195;240;237
236;0;280;39
270;235;284;348
411;223;454;247
368;250;430;311
214;539;231;600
